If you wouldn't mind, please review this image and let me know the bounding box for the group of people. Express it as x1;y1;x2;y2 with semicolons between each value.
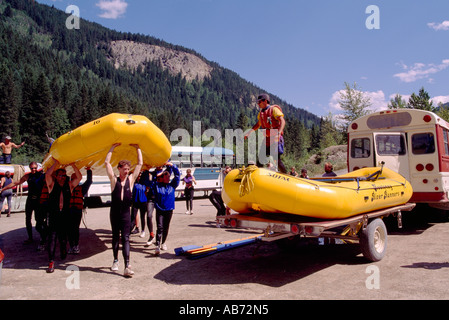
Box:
0;135;26;216
1;92;341;279
0;160;92;274
0;140;214;279
288;162;337;179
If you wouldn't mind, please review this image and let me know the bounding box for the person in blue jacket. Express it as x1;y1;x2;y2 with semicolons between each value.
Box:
151;162;180;255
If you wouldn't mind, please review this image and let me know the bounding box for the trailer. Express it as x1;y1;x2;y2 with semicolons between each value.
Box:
216;203;416;262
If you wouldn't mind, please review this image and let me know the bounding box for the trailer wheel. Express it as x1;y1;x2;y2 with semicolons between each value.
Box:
359;218;387;262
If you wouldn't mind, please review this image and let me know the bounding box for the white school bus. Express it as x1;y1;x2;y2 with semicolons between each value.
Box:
348;109;449;210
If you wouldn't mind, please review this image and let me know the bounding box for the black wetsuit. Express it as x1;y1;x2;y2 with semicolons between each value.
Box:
110;176;133;267
25;172;45;241
47;181;71;261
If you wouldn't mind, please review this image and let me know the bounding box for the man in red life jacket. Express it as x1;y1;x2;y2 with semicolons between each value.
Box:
244;93;287;173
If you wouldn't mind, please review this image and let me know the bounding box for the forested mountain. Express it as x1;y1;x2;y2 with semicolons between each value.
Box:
0;0;322;164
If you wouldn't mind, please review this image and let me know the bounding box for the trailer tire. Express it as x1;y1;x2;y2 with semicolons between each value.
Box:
359;218;387;262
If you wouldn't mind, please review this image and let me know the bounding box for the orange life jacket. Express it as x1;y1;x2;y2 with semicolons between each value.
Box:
70;185;84;210
259;105;283;142
39;183;49;205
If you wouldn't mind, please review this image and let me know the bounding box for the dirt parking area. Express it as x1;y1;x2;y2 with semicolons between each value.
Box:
1;198;449;303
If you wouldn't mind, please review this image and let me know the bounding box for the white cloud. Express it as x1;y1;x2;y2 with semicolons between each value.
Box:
428;21;449;31
432;95;449;106
96;0;128;19
393;59;449;83
388;93;449;107
329;91;449;117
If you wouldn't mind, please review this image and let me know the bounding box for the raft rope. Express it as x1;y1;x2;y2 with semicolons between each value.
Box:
238;165;258;197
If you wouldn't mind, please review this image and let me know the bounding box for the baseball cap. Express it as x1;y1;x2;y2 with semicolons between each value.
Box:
257;94;270;103
5;136;11;140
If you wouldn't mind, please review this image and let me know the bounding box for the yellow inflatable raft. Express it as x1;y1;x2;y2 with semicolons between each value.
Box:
222;166;413;219
42;113;171;173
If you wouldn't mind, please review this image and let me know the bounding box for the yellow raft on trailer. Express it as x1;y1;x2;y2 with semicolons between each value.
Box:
222;165;413;220
42;113;171;173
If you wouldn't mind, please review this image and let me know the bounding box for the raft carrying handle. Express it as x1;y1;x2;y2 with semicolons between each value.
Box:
364;161;385;181
126;119;136;124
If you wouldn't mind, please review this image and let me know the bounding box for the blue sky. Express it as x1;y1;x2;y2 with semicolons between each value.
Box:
38;0;449;118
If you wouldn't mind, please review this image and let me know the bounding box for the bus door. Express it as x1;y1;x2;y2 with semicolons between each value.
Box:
373;132;410;180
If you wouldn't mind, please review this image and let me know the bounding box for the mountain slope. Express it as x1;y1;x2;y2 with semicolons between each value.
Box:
0;0;321;163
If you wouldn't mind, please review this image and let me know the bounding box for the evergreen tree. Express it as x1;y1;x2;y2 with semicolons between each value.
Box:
21;72;52;155
51;107;71;137
318;114;341;150
236;108;249;130
436;102;449;122
408;87;435;111
387;94;408;109
0;0;321;163
0;64;20;139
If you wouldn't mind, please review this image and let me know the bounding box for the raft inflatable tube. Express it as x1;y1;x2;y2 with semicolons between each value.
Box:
222;166;413;220
42;113;171;174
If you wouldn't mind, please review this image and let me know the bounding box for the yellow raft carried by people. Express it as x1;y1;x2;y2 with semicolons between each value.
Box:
42;113;171;173
222;165;413;220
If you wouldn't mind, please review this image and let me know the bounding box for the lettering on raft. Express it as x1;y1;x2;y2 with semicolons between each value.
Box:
267;172;290;182
370;185;402;202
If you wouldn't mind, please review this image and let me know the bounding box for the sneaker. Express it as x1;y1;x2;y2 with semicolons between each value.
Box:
161;243;168;251
155;246;160;256
73;245;80;254
111;260;119;271
145;237;154;247
124;266;134;278
185;210;190;215
140;231;146;238
46;261;55;273
67;247;74;254
37;244;46;252
190;211;193;215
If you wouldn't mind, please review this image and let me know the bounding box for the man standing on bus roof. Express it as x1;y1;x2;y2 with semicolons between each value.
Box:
244;93;287;173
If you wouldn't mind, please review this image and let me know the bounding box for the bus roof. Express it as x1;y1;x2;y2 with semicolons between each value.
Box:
348;109;449;132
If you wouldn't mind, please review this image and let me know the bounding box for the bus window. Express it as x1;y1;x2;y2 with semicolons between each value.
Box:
367;112;412;129
444;129;449;155
411;133;435;155
376;135;406;155
192;154;202;167
351;138;371;158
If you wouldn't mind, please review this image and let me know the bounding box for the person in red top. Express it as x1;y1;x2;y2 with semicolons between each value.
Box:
244;93;287;173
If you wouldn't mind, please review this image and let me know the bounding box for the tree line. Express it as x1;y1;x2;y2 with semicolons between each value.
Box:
0;0;324;166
